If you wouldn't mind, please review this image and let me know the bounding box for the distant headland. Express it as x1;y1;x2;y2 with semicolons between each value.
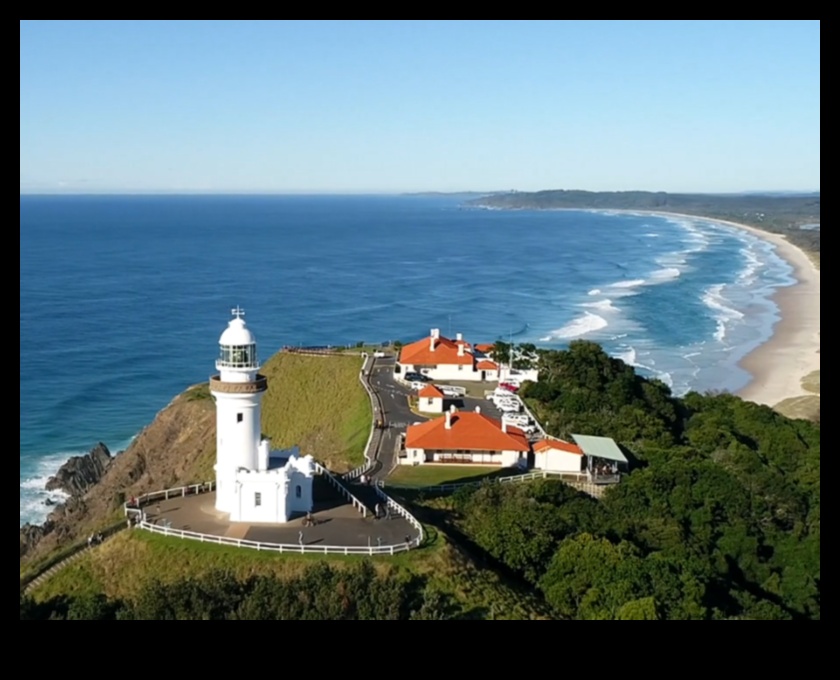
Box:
469;189;820;256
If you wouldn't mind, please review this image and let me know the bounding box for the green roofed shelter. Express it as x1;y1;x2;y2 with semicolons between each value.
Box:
571;434;628;463
571;434;626;485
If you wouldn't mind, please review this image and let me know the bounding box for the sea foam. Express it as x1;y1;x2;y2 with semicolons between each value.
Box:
541;312;609;341
702;284;745;343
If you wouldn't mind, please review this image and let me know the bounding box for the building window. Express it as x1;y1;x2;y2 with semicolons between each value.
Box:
254;492;262;507
295;485;302;499
236;413;243;423
426;398;433;405
458;365;463;371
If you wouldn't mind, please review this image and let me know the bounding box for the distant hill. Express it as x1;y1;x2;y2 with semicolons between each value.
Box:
469;190;821;255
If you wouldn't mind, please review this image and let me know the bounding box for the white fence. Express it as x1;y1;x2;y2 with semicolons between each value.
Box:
374;485;424;545
123;472;426;556
313;462;368;518
135;520;419;556
383;470;609;496
344;353;379;482
124;481;215;516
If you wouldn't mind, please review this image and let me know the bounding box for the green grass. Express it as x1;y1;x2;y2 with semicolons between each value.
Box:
30;524;550;619
260;352;371;472
386;465;522;488
30;524;442;603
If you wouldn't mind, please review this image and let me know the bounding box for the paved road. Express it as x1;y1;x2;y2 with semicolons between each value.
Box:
151;489;415;548
367;356;421;478
364;356;505;479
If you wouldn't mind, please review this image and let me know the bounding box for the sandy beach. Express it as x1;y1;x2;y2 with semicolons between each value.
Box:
650;211;821;409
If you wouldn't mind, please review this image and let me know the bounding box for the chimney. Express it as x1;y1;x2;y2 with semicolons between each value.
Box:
458;343;465;357
501;419;508;433
445;410;452;429
456;332;463;341
430;335;435;352
431;328;440;339
475;405;481;414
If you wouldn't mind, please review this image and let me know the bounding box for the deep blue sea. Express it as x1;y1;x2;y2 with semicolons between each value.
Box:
20;195;795;524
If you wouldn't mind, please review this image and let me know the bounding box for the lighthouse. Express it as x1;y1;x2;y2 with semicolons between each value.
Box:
210;307;268;514
209;307;314;523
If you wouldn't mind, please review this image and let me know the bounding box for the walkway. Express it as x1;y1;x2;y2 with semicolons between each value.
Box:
146;487;414;548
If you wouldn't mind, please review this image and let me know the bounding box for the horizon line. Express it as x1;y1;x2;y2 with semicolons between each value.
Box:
19;188;821;197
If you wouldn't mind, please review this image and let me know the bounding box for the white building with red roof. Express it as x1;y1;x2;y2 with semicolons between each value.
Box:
397;328;501;382
532;437;585;473
402;406;530;467
417;384;446;413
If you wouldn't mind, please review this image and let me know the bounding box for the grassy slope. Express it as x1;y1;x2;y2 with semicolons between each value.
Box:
31;528;551;620
184;351;370;479
387;465;521;488
22;351;370;576
261;352;370;472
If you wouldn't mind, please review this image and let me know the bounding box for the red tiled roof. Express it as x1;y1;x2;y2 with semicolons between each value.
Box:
418;384;445;398
476;360;498;370
399;334;474;366
474;343;495;353
405;411;530;452
533;438;583;455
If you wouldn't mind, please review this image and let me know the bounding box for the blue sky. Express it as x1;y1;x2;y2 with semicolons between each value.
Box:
20;20;820;194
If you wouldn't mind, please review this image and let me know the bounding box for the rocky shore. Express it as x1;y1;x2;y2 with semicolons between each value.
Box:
19;384;217;564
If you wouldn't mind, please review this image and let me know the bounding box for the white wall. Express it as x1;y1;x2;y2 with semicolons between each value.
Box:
399;362;487;381
409;449;525;466
232;473;287;523
212;389;265;514
228;454;314;523
534;449;583;472
421;396;444;412
286;455;315;515
402;447;426;465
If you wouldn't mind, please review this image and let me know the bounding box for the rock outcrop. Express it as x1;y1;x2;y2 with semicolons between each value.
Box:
20;384;217;564
46;442;113;497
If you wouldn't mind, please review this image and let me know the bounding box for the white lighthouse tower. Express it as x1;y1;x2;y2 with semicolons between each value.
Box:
210;307;268;514
209;307;315;523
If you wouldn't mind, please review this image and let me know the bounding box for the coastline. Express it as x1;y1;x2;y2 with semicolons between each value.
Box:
644;210;820;410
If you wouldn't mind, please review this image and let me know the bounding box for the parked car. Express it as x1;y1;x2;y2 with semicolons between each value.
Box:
405;372;430;382
410;381;427;390
499;382;519;393
373;350;387;358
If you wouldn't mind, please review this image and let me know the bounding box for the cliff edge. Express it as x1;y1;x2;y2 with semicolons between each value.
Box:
20;384;216;565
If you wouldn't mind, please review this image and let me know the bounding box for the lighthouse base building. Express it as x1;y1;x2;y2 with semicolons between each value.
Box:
210;308;314;524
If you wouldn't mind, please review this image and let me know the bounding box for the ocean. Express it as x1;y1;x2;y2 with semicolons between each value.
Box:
19;195;795;524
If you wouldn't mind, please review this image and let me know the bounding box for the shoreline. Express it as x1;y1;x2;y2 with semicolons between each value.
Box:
642;210;820;409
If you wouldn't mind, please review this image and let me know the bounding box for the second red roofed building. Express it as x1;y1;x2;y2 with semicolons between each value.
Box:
403;405;530;468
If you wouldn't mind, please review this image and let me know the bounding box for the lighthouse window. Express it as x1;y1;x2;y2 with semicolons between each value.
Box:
295;485;302;499
219;344;257;368
236;413;243;423
254;492;262;507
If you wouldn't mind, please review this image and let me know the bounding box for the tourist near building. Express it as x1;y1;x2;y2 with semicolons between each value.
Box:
210;307;314;523
402;405;530;467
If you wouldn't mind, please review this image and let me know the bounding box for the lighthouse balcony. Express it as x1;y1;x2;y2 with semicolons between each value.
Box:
209;374;268;393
